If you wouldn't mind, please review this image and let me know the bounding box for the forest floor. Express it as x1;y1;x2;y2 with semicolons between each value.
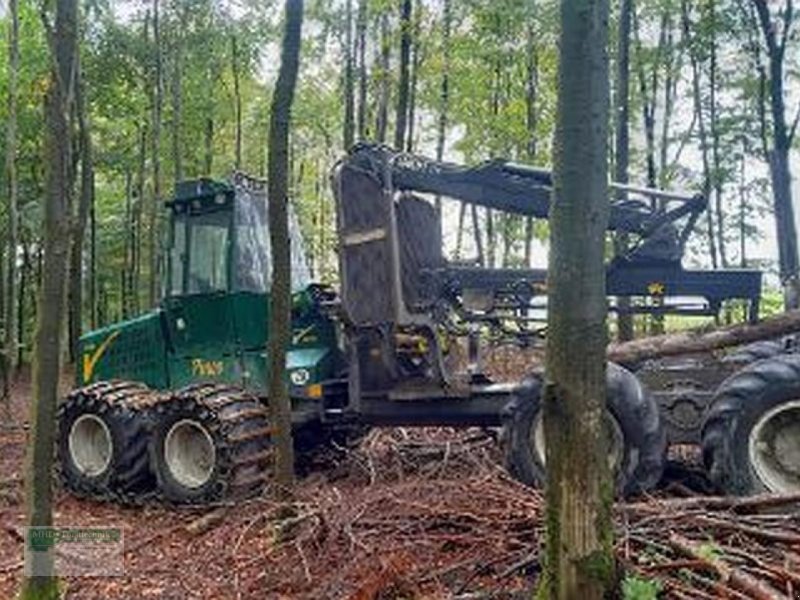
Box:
1;361;800;599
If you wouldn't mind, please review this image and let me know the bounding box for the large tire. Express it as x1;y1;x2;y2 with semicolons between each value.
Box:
503;363;665;497
722;339;788;365
149;383;273;504
702;354;800;495
57;381;156;502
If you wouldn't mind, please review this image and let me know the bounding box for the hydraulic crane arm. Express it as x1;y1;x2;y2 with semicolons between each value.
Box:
346;143;707;245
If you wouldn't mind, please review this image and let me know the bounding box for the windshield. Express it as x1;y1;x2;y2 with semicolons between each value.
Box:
234;179;311;293
169;209;231;296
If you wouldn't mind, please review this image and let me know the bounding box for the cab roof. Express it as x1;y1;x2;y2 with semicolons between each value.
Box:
166;178;235;214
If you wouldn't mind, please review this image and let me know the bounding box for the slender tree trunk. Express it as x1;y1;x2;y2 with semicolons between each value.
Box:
394;0;412;150
204;114;214;175
343;0;355;150
123;168;133;319
682;0;717;270
20;0;77;596
231;34;243;170
149;0;163;309
541;0;613;597
614;0;633;342
17;240;27;365
171;10;184;186
268;0;304;491
707;2;727;268
356;0;368;140
5;0;19;373
471;204;484;266
750;0;799;309
375;13;390;143
632;5;659;190
406;14;420;153
89;161;97;329
68;68;93;362
135;122;146;314
434;0;451;221
524;17;538;268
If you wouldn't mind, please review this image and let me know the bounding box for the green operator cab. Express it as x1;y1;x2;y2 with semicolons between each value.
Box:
77;175;342;401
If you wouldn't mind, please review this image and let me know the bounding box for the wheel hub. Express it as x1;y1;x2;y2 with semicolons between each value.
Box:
164;419;216;489
748;400;800;492
68;414;113;477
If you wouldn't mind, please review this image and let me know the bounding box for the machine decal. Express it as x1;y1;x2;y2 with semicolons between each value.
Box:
647;281;666;296
291;324;317;345
191;358;224;377
82;331;121;383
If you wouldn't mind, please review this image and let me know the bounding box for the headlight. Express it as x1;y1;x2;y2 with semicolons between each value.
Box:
290;368;310;386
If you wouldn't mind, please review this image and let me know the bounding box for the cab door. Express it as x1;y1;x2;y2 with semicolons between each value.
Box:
163;206;243;387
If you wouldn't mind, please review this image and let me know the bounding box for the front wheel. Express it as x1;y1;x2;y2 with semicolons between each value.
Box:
702;354;800;495
502;363;665;497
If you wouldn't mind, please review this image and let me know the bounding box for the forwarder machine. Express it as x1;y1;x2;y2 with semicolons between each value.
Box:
58;144;800;505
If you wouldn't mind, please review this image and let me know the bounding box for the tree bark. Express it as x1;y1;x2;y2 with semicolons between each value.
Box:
608;309;800;365
394;0;412;150
267;0;304;491
434;0;451;221
5;0;19;373
149;0;163;309
231;34;243;169
19;0;77;596
356;0;368;140
68;66;94;363
614;0;633;342
682;0;717;270
541;0;613;597
343;0;355;150
750;0;799;309
171;7;184;186
375;12;390;144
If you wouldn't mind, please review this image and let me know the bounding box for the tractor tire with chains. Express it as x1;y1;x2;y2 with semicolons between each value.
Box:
57;381;159;503
149;383;273;505
722;339;789;365
502;363;666;497
702;354;800;495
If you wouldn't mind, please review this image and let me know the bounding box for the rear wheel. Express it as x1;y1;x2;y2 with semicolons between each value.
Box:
503;363;665;496
702;354;800;495
722;339;788;365
149;384;273;504
57;381;156;502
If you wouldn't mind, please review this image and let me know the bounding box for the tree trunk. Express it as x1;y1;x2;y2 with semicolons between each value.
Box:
682;0;717;270
231;34;242;169
609;309;800;365
267;0;304;491
707;2;727;268
149;0;163;309
406;10;420;153
614;0;633;342
524;17;538;268
632;5;658;190
541;0;613;597
375;12;390;144
134;122;146;315
394;0;412;150
68;68;93;363
5;0;19;373
750;0;799;309
356;0;368;140
19;0;77;596
171;10;184;186
434;0;451;221
343;0;355;150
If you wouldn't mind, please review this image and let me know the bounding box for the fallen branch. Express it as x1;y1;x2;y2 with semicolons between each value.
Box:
668;532;788;600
